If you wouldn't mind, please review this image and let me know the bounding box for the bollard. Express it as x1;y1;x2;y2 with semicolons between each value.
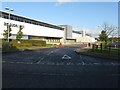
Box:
109;45;111;54
88;43;90;47
59;42;62;47
96;45;98;50
92;44;95;52
100;43;103;53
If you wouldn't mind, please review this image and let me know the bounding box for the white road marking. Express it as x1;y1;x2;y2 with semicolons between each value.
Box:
62;54;71;60
80;55;82;59
39;62;45;64
42;73;73;76
93;63;101;65
56;62;60;65
9;62;15;63
46;62;54;65
81;61;85;65
38;57;42;59
50;62;55;65
2;61;6;63
87;63;93;65
110;63;120;65
25;62;33;64
66;63;70;65
76;63;82;65
58;62;64;65
69;63;74;65
15;62;24;64
36;57;44;64
16;72;74;76
47;51;54;56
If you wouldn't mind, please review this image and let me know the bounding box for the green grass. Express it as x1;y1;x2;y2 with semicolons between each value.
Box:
88;48;120;59
16;46;41;49
46;44;59;46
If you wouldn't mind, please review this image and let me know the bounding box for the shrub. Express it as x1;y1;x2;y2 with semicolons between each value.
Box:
13;43;33;47
11;39;46;47
2;39;46;48
2;41;18;52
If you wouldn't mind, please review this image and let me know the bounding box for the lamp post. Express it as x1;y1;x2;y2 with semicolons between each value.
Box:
5;7;14;42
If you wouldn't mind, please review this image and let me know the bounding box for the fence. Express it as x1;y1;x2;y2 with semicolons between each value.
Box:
87;43;118;54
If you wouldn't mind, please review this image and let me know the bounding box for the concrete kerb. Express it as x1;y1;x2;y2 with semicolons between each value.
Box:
75;47;119;61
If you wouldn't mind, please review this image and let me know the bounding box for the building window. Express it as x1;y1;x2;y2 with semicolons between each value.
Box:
3;15;8;19
10;16;14;20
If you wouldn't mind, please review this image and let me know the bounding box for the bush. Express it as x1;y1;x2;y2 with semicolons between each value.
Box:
11;39;46;47
2;42;13;48
13;43;33;47
2;39;46;48
2;41;18;52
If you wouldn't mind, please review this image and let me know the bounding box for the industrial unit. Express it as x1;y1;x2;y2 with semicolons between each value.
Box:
0;11;96;44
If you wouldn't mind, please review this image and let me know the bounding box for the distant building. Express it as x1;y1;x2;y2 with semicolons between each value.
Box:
60;25;96;43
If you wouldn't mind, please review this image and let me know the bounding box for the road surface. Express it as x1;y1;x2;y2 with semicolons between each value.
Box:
2;45;120;88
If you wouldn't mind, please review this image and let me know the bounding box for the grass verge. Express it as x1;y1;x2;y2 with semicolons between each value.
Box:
87;48;119;60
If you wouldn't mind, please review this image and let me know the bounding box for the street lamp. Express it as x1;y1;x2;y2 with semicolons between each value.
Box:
5;7;14;42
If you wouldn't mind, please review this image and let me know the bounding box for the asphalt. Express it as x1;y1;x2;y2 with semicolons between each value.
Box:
2;45;120;88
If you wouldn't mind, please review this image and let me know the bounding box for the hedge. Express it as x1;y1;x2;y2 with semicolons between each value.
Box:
2;41;19;52
2;39;46;47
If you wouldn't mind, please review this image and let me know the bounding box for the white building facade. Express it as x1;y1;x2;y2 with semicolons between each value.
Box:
0;11;96;44
0;11;64;44
59;25;96;43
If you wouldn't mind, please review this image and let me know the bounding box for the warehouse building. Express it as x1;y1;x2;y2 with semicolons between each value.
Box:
59;25;96;43
0;11;64;45
0;11;96;44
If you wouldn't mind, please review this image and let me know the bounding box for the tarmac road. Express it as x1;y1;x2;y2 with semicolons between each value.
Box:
2;45;120;88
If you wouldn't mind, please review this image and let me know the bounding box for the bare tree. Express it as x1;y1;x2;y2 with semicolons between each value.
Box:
98;22;117;45
100;22;117;37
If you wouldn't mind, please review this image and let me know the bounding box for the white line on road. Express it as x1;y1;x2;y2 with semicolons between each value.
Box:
80;55;85;65
76;63;82;65
42;73;73;76
2;61;6;63
93;63;101;65
39;62;45;64
47;51;54;56
80;55;82;59
9;62;15;63
36;57;44;64
82;61;85;65
15;62;24;64
56;62;64;65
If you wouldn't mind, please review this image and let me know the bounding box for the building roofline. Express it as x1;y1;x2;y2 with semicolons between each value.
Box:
0;10;64;30
72;30;82;34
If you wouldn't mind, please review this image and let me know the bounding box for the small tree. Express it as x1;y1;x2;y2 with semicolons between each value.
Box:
16;25;23;43
99;30;108;46
3;23;12;41
98;22;117;45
